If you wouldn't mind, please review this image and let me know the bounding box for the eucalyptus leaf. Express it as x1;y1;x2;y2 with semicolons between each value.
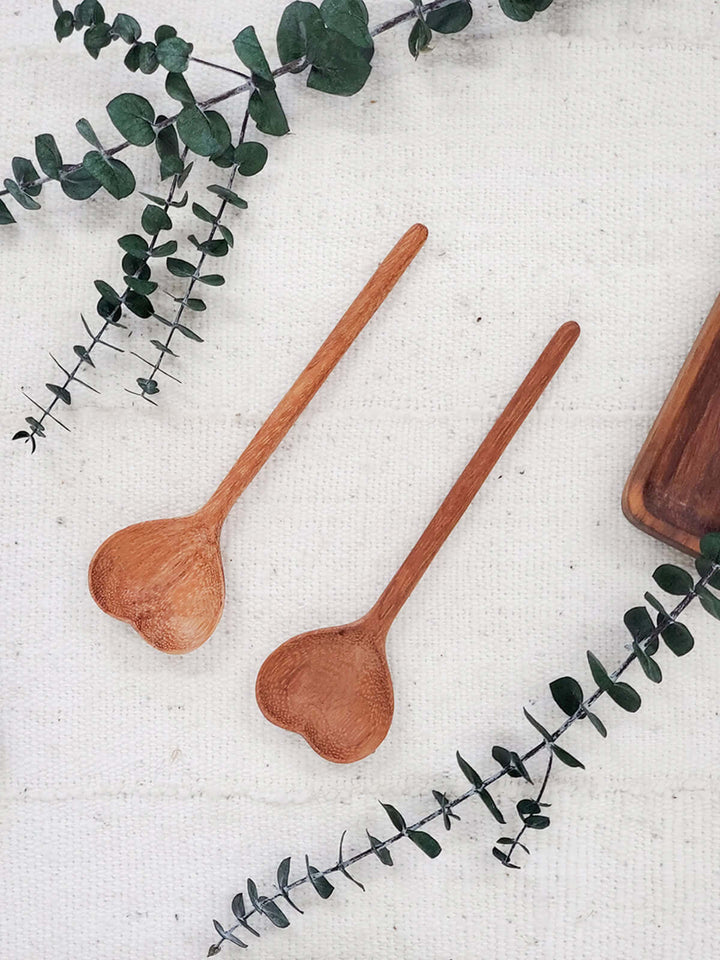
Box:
700;532;720;563
276;856;304;913
606;680;641;713
12;157;41;195
207;184;248;208
150;240;178;257
305;856;334;898
155;24;177;43
166;257;196;277
408;18;432;59
176;105;231;157
124;291;154;317
84;21;112;59
174;322;204;341
192;202;216;224
118;233;149;255
550;743;585;769
73;344;95;366
166;71;195;104
137;377;159;395
695;556;720;590
198;274;225;286
523;708;553;742
248;84;290;136
478;788;506;824
320;0;373;57
380;802;406;833
0;199;15;224
407;829;441;858
141;203;172;233
35;134;63;180
623;606;655;644
632;640;662;684
584;708;607;738
46;382;72;404
549;676;583;717
234;141;268;175
74;0;105;27
660;621;694;657
156;36;194;73
276;2;325;68
138;41;159;74
60;165;102;200
366;830;392;866
76;117;103;149
233;24;275;81
499;0;537;21
652;563;694;596
697;585;720;621
426;0;473;33
586;650;612;691
55;10;74;41
94;279;120;304
82;151;136;199
107;93;156;146
124;43;141;71
3;179;41;210
307;29;373;96
111;13;141;43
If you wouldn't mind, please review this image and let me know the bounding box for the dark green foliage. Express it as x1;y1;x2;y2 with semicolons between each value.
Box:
0;199;15;224
4;178;41;210
107;93;156;145
499;0;554;22
549;676;583;717
587;651;641;712
60;165;101;200
653;563;694;595
82;151;135;199
235;141;268;176
233;25;274;81
426;1;473;33
660;620;694;657
111;13;141;44
380;802;406;833
156;35;193;72
207;184;248;208
12;157;41;196
276;857;303;913
697;585;720;621
247;878;290;928
408;18;432;58
492;745;533;782
249;82;290;136
166;72;195;105
337;831;365;889
76;117;103;148
305;857;334;898
84;21;112;58
366;830;393;866
55;9;74;41
432;790;460;830
141;203;172;233
176;105;231;157
700;532;720;563
35;134;63;179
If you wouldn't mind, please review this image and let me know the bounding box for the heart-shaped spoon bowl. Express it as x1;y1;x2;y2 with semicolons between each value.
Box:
255;617;393;763
89;514;225;654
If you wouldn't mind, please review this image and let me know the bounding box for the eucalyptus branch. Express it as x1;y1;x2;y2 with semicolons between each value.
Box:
8;0;557;450
129;104;252;401
12;157;189;450
207;539;720;954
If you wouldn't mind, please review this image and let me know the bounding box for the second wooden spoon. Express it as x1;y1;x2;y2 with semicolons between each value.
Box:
256;321;580;763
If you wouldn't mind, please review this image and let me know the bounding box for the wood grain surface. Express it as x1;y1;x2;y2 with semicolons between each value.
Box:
623;292;720;555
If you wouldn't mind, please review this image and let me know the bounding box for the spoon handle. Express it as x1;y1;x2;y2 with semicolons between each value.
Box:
201;223;428;527
368;321;580;631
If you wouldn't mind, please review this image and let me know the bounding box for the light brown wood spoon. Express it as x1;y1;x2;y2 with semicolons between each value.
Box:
88;223;428;654
256;321;580;763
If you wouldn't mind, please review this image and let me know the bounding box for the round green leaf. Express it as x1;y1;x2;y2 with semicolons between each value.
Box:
111;13;141;43
35;134;63;180
107;93;156;146
176;105;231;157
652;563;694;596
82;151;136;199
426;1;473;33
60;165;102;200
234;141;268;176
156;36;193;73
700;532;720;563
141;203;172;234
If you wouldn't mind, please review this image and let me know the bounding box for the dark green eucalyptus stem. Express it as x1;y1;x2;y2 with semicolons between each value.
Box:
130;104;251;401
208;549;720;954
13;157;189;450
0;0;462;203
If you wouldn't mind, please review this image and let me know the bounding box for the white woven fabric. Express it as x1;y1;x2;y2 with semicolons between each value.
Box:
1;1;719;957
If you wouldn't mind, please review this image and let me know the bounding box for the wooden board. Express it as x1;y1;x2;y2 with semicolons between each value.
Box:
622;292;720;556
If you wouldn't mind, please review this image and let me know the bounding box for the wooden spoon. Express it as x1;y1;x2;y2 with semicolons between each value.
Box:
256;321;580;763
88;224;429;654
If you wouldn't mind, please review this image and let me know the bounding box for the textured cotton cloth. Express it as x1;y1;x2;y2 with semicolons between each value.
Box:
1;1;719;958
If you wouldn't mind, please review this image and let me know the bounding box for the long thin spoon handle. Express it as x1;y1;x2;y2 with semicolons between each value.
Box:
368;320;580;630
201;223;428;528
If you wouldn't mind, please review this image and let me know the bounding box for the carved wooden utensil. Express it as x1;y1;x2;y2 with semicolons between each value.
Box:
256;321;580;763
88;223;428;654
623;291;720;555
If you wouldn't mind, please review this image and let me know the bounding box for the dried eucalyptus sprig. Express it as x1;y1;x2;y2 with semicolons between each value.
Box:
6;0;557;450
206;533;720;953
